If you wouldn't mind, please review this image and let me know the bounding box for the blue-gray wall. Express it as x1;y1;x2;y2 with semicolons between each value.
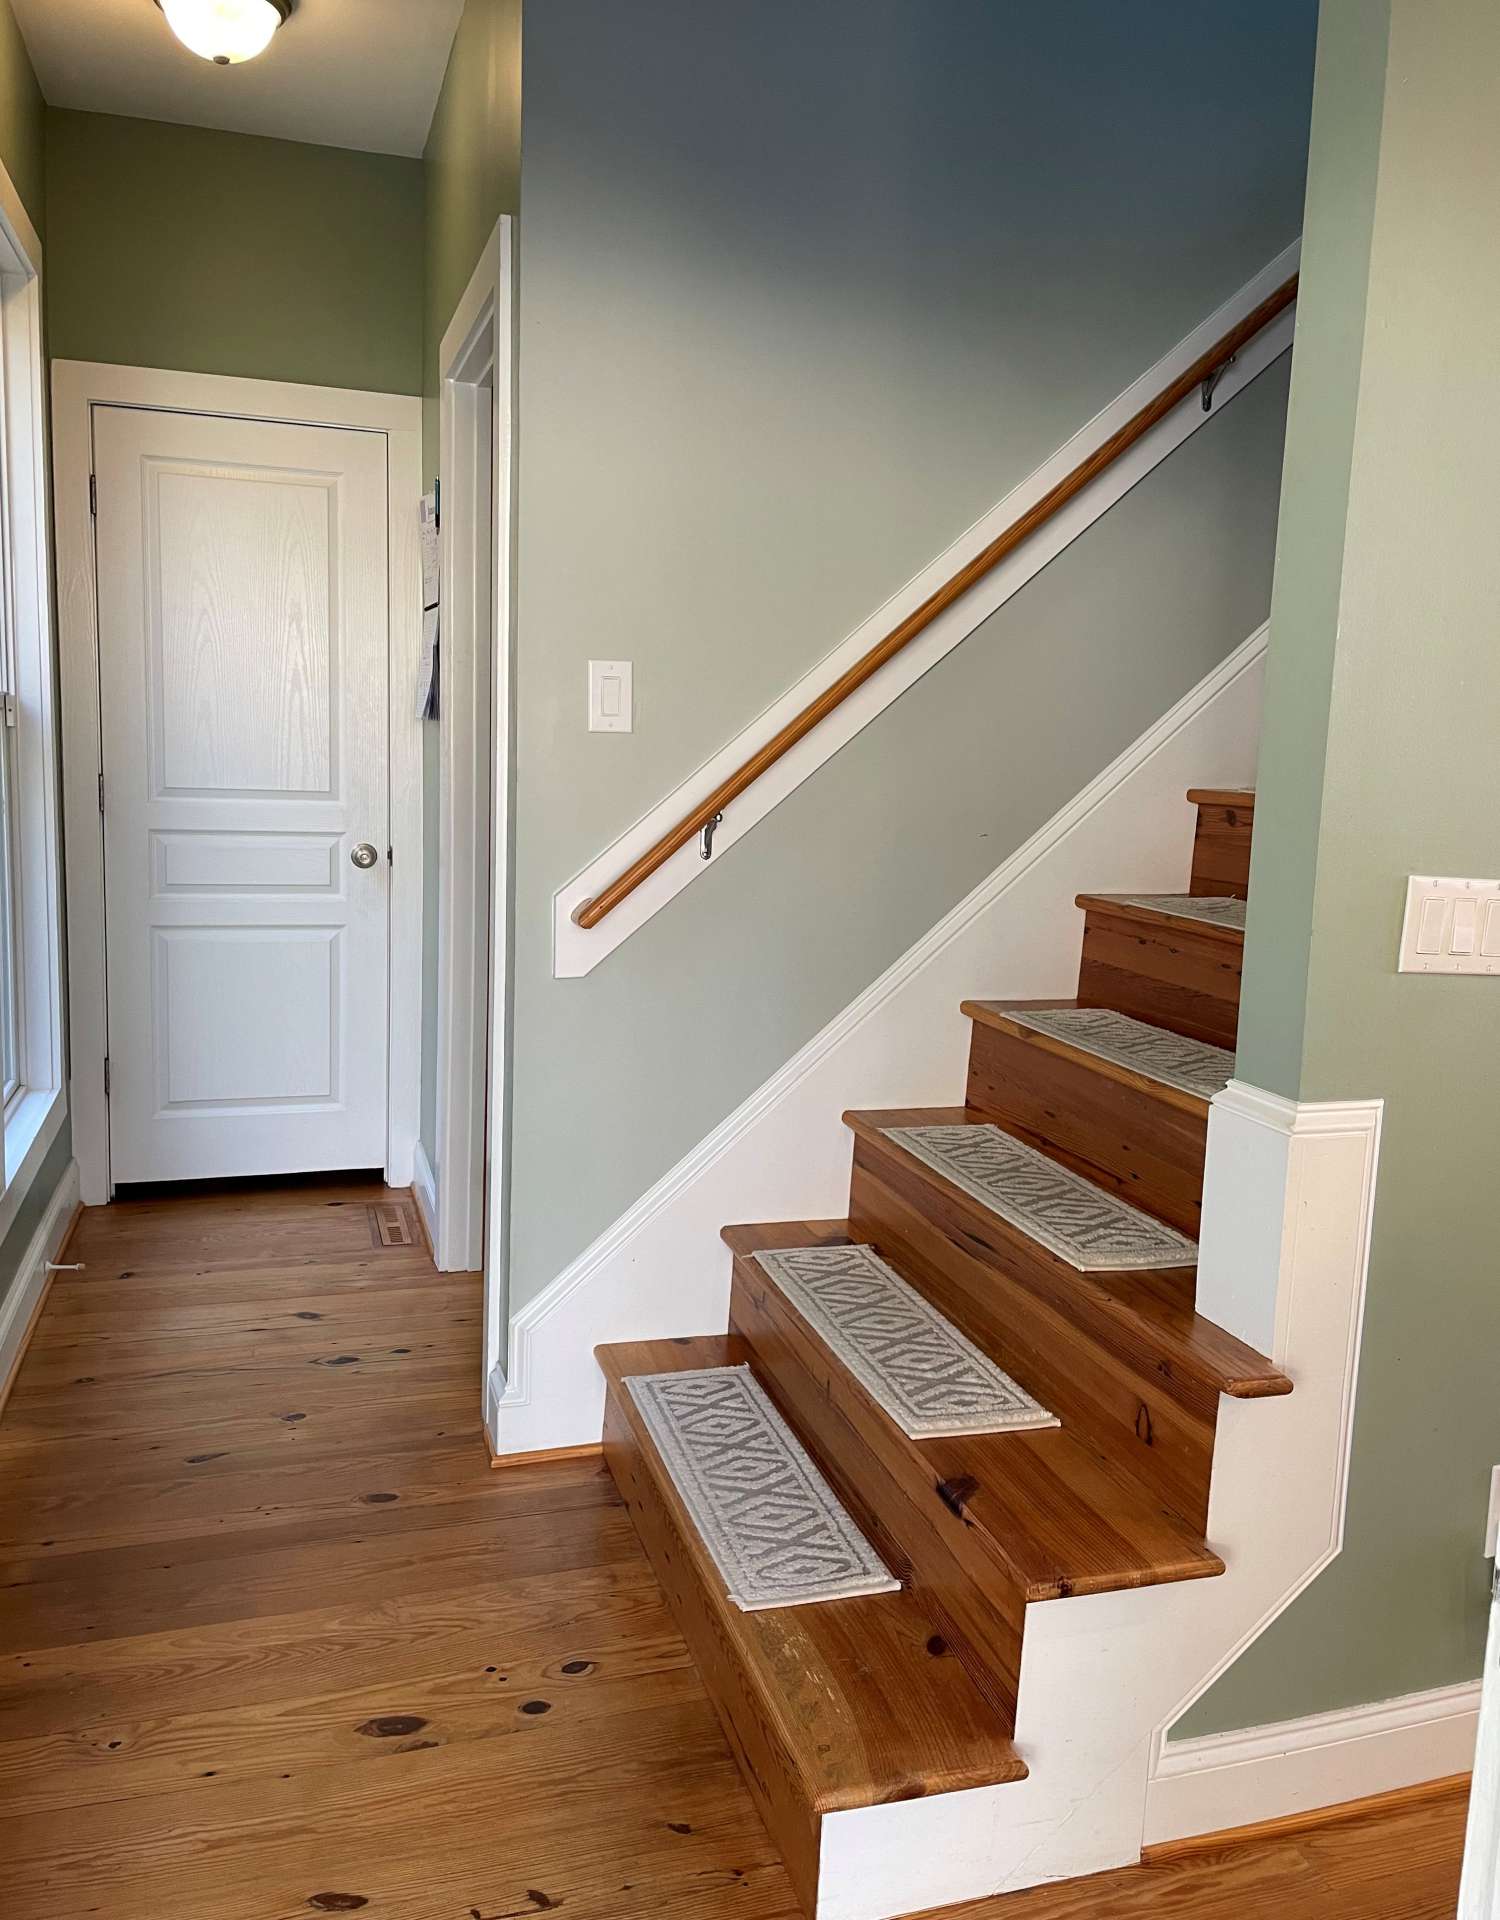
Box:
500;0;1316;1322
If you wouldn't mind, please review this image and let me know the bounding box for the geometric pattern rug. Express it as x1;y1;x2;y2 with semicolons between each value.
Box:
884;1123;1199;1272
998;1005;1234;1101
1111;893;1247;931
625;1365;900;1611
753;1242;1057;1439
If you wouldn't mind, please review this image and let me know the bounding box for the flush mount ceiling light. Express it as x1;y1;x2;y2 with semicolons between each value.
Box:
154;0;293;66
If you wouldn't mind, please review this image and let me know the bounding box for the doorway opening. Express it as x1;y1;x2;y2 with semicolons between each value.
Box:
431;217;515;1418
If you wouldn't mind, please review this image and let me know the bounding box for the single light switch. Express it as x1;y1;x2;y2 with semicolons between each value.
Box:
1416;896;1447;955
1452;898;1479;955
588;660;632;733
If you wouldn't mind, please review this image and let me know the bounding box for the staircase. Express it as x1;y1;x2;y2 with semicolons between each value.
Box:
598;786;1286;1920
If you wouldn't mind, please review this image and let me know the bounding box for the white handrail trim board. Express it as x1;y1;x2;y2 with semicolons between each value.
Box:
553;239;1300;977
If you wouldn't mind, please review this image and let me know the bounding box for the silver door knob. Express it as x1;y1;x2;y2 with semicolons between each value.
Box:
350;842;380;870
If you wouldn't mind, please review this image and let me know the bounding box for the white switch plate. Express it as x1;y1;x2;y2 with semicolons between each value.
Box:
1397;875;1500;975
1485;1466;1500;1558
588;659;632;733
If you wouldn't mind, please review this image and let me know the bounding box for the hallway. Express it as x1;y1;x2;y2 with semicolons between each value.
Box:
0;1181;1467;1918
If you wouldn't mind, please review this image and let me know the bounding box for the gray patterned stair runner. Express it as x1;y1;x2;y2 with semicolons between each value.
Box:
753;1242;1056;1439
883;1123;1198;1271
626;1365;900;1611
994;1005;1233;1100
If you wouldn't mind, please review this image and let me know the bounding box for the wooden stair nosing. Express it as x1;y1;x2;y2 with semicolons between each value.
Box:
724;1221;1224;1606
596;1335;1026;1852
1185;788;1255;809
841;1109;1289;1405
1074;892;1247;944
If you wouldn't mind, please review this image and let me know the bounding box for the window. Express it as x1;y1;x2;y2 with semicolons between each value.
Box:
0;162;64;1230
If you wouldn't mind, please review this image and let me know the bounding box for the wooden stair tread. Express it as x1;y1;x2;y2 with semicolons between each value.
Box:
596;1334;1027;1809
841;1108;1291;1401
723;1221;1225;1602
1185;787;1255;807
1074;892;1246;944
960;997;1214;1116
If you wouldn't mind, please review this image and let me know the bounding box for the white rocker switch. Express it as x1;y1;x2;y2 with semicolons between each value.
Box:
589;660;632;734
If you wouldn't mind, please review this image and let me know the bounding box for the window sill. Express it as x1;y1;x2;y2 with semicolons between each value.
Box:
0;1085;65;1244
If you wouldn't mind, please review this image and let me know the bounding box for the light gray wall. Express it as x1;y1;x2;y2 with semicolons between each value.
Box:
1181;0;1500;1735
505;0;1316;1319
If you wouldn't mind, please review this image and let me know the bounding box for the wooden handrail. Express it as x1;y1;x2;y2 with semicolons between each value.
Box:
573;274;1298;931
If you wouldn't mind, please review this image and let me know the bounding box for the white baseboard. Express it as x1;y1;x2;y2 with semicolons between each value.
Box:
1147;1681;1479;1843
489;624;1267;1458
411;1138;438;1261
554;241;1298;977
0;1157;82;1409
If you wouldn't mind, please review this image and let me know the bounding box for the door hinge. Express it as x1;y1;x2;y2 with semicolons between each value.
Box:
98;771;105;815
89;473;97;517
103;1056;111;1098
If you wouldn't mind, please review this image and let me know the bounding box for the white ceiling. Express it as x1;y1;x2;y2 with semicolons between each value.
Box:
12;0;467;158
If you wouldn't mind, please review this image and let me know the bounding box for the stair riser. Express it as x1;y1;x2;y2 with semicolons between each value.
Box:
601;1376;825;1915
1076;911;1241;1048
848;1138;1216;1530
730;1258;1026;1722
1190;799;1254;899
964;1023;1209;1238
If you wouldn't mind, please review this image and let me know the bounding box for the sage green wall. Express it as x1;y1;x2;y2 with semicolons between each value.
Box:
419;0;522;1168
0;0;41;232
1184;0;1500;1734
500;0;1315;1321
44;110;424;396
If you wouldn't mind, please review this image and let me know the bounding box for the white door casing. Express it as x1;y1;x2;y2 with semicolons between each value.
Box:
93;405;391;1183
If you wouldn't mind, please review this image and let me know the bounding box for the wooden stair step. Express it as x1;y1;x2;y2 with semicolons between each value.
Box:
960;997;1227;1237
843;1108;1290;1531
724;1220;1223;1716
597;1334;1026;1917
1075;891;1244;1049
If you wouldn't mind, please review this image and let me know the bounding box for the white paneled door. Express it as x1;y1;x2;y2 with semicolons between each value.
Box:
93;405;391;1183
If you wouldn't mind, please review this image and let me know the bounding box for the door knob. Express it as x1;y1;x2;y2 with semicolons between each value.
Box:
350;842;380;870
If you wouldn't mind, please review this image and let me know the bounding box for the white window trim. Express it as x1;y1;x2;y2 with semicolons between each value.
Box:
53;360;424;1206
0;158;65;1244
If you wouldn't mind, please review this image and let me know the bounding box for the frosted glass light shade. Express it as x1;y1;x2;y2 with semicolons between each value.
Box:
159;0;288;65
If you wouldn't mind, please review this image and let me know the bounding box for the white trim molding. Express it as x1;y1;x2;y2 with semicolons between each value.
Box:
433;215;515;1295
1150;1681;1478;1845
553;239;1299;977
489;623;1268;1455
0;1156;81;1413
411;1137;438;1259
53;361;424;1202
